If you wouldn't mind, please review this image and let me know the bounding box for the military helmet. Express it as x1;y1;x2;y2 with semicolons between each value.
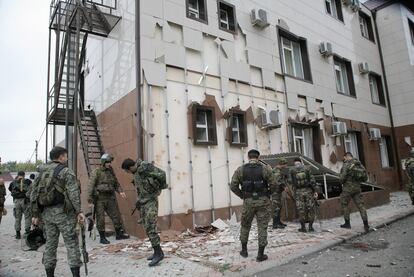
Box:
101;153;113;164
277;158;288;165
410;148;414;158
26;228;46;250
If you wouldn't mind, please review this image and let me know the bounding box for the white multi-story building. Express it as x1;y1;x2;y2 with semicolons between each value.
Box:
46;0;413;235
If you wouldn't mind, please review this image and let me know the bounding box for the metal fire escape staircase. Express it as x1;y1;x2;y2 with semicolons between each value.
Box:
47;0;120;174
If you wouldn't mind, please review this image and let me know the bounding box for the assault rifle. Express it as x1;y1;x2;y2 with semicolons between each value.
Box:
79;224;89;275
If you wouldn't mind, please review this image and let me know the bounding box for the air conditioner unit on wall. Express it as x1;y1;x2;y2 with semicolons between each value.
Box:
251;9;270;28
260;109;281;129
332;121;347;136
359;62;370;74
369;128;381;140
319;42;333;57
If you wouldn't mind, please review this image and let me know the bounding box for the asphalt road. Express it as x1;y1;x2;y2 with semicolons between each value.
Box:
258;215;414;277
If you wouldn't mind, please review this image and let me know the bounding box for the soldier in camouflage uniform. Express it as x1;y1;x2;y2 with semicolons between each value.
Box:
8;171;32;238
122;158;167;267
230;149;277;262
339;152;369;232
404;149;414;205
289;158;318;232
272;158;288;229
0;178;6;224
88;153;129;244
31;146;85;277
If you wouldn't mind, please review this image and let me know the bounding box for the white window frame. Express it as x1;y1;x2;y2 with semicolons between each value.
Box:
409;20;414;45
219;8;229;30
344;133;359;160
188;0;200;19
282;37;304;79
379;137;390;168
231;115;241;144
359;15;369;39
369;75;381;104
293;127;314;159
334;60;350;95
196;110;209;142
326;0;339;19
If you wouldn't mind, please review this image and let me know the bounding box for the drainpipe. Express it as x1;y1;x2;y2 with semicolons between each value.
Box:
135;0;143;160
372;11;403;189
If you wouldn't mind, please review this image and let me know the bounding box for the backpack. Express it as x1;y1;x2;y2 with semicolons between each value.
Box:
140;162;167;193
350;162;368;182
151;165;167;191
37;164;67;207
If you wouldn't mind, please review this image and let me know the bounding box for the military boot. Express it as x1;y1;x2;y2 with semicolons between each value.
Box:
272;215;285;229
256;246;268;262
278;210;287;227
99;231;110;244
298;222;307;232
308;221;315;232
70;267;80;277
148;245;164;267
115;228;130;240
240;243;248;258
15;231;21;239
363;220;370;233
340;219;351;229
45;267;55;277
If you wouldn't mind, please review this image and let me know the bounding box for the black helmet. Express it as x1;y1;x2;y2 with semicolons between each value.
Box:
26;228;46;251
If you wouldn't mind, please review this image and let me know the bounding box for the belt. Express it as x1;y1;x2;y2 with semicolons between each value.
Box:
243;191;269;199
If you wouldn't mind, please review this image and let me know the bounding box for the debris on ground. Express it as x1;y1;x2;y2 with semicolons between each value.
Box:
366;264;382;268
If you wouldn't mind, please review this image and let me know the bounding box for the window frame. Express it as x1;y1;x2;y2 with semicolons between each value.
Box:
325;0;344;22
228;110;248;147
344;132;359;160
369;73;386;106
333;56;356;97
186;0;208;24
292;126;314;159
359;11;375;43
379;135;394;168
217;0;237;34
192;105;217;146
408;19;414;45
278;28;313;82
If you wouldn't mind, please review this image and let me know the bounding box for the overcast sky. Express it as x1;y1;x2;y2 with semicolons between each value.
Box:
0;0;50;163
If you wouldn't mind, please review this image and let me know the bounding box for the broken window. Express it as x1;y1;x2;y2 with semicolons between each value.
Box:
187;0;208;23
279;30;312;81
369;73;385;105
293;126;314;159
359;12;375;42
218;1;236;33
193;105;217;145
334;56;356;97
228;111;247;146
325;0;343;22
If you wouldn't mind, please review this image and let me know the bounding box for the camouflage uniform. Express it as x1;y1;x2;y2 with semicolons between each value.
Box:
339;158;368;223
230;160;276;248
9;178;32;233
31;161;81;270
88;166;124;233
272;167;286;217
289;165;316;228
0;180;6;224
133;161;164;248
404;156;414;205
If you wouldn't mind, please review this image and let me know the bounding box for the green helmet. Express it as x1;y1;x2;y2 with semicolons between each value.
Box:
410;148;414;158
277;158;288;165
26;228;46;250
101;153;113;164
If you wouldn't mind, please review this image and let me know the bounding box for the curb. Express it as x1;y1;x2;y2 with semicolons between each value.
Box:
228;208;414;277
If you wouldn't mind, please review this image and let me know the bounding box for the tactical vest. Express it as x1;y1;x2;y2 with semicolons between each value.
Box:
405;158;414;179
241;163;268;193
292;168;311;189
36;163;66;207
10;180;30;199
95;168;116;193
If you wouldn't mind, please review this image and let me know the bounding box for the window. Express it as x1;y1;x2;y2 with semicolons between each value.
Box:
192;105;217;145
293;127;314;159
409;19;414;45
218;1;236;33
359;12;375;42
228;111;248;146
344;133;359;160
334;56;356;97
186;0;207;23
280;30;312;81
379;136;395;168
369;74;386;105
325;0;344;22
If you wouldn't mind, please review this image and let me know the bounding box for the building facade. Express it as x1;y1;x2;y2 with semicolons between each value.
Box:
48;0;413;234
